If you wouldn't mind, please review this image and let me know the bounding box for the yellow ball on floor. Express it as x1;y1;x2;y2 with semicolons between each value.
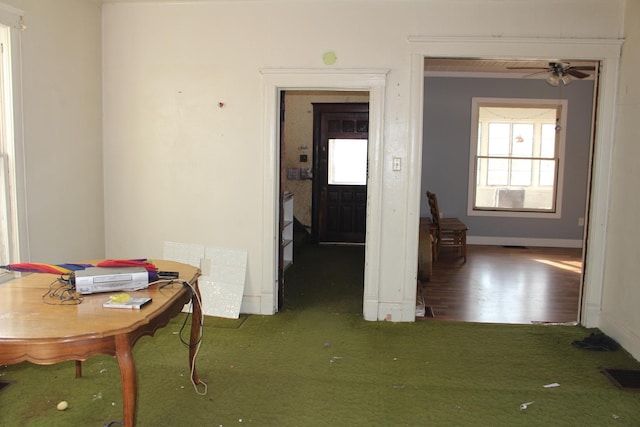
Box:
56;401;68;411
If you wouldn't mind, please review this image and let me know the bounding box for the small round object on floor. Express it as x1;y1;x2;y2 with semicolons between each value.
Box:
56;400;69;411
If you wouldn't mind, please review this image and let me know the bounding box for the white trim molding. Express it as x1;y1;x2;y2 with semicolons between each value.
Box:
259;68;388;319
467;236;583;249
408;36;623;328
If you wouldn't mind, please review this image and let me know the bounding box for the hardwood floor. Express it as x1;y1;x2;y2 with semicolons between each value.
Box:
419;245;583;325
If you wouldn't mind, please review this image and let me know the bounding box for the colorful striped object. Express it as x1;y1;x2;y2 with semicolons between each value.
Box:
96;259;157;272
1;259;157;276
0;263;93;275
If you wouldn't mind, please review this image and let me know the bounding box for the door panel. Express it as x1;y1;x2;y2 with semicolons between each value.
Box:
313;103;369;243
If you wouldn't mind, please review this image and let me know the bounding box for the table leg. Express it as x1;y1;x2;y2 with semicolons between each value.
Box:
189;281;203;385
115;334;136;427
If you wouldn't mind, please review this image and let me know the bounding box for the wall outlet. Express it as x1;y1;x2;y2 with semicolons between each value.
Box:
392;157;401;171
578;217;585;226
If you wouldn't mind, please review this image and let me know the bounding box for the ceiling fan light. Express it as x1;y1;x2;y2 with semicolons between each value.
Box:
546;74;560;86
561;74;573;85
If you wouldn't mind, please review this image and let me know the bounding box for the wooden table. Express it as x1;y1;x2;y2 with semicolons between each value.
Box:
0;260;202;426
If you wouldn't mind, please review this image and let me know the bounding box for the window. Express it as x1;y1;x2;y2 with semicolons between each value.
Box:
469;98;567;217
328;138;368;185
0;19;22;282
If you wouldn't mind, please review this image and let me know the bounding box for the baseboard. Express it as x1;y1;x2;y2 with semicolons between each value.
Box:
363;298;378;321
598;312;640;362
377;302;416;322
467;236;583;248
240;295;270;315
581;302;601;328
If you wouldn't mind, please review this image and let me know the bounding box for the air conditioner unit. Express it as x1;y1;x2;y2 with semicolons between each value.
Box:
494;188;525;208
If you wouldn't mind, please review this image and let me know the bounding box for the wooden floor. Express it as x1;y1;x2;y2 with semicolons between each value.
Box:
419;245;583;325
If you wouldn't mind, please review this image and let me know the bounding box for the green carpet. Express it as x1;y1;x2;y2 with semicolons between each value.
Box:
283;243;365;314
3;314;640;426
2;244;640;425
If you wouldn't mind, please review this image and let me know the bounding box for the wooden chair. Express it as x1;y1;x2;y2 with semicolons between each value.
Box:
426;191;468;262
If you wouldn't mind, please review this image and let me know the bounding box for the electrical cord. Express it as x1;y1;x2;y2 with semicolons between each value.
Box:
41;277;83;305
180;279;208;396
153;278;208;396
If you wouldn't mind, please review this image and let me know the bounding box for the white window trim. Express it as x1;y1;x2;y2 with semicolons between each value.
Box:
0;3;26;283
467;97;568;219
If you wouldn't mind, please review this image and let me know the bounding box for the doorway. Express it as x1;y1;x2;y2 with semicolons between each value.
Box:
260;70;386;319
278;92;369;311
408;37;622;327
421;57;597;324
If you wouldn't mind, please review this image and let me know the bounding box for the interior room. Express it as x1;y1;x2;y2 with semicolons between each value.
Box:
0;0;639;425
418;58;594;324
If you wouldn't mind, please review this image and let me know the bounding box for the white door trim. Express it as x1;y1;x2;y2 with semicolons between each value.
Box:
259;69;388;319
408;36;623;328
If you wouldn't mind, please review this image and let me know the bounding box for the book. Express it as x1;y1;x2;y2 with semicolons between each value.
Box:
103;297;152;310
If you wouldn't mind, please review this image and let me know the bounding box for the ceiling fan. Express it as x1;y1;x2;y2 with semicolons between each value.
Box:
507;62;596;86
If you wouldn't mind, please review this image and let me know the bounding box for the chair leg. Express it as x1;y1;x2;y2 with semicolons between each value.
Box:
462;231;467;263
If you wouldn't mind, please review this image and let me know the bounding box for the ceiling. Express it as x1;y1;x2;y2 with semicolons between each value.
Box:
424;58;599;79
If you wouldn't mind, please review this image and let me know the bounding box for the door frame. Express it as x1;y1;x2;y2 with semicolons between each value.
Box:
408;37;623;328
260;69;388;319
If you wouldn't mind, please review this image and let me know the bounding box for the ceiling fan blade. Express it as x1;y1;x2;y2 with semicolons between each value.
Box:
522;70;549;78
506;66;549;70
568;66;597;70
567;68;590;79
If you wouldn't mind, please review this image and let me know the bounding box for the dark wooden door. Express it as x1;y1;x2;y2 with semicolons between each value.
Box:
313;103;369;243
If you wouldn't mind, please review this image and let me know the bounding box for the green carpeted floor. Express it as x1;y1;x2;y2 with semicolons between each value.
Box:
2;244;640;426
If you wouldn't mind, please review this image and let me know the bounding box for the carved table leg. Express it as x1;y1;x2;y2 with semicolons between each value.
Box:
115;334;136;427
189;280;203;385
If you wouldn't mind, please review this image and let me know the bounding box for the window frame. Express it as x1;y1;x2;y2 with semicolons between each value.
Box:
467;97;568;219
0;6;26;283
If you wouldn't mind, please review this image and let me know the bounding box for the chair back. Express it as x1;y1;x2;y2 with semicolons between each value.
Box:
426;191;442;229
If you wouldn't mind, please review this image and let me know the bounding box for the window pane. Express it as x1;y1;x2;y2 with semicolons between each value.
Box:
488;123;510;156
487;158;508;186
539;159;556;186
540;124;556;158
511;123;533;156
328;139;367;185
510;159;532;186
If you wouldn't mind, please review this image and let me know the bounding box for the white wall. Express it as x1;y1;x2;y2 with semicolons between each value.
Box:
4;0;104;263
101;1;626;323
599;0;640;359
